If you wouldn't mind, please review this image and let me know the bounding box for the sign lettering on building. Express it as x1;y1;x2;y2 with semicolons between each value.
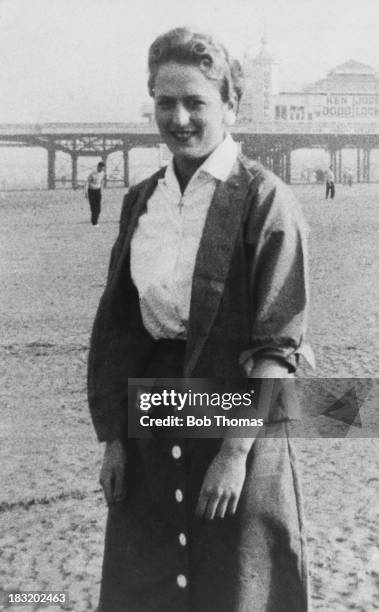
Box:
322;94;379;117
263;71;271;118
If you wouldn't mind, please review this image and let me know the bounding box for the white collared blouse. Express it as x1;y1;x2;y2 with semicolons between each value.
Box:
130;135;238;339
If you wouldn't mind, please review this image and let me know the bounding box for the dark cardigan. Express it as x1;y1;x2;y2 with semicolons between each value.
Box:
87;156;309;441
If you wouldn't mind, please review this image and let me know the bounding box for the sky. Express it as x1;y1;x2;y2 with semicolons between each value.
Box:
1;0;379;124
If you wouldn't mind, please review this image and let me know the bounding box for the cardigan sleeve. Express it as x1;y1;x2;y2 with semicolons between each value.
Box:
242;171;314;373
87;188;139;442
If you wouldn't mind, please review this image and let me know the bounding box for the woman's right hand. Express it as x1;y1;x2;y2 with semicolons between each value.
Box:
99;439;127;505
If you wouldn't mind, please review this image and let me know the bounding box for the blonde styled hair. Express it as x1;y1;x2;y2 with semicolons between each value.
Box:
147;27;244;106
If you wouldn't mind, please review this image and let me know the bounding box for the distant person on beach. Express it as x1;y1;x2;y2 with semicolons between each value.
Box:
84;161;106;226
325;165;335;199
347;169;353;187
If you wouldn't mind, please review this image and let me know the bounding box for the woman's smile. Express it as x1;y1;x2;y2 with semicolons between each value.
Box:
154;61;231;163
170;129;197;143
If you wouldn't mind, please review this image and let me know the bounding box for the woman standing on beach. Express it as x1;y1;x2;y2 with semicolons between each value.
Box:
88;27;310;612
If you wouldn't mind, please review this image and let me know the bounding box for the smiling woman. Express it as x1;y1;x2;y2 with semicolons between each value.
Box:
153;62;236;191
88;26;311;612
148;29;243;192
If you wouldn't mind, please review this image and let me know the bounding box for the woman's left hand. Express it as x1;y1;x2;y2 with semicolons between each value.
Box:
195;448;247;520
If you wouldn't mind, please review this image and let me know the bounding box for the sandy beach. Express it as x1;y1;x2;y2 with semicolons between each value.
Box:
1;183;378;611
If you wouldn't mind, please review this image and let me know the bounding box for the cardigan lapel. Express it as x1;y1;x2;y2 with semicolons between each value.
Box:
184;158;255;375
122;169;166;259
109;168;165;293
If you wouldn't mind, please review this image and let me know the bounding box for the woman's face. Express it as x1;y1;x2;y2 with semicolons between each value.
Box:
154;61;234;163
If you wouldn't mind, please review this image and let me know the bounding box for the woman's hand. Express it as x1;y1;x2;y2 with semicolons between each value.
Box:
195;446;247;520
99;439;127;505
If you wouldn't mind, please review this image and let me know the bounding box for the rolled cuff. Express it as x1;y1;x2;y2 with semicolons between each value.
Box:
267;378;302;422
239;341;315;374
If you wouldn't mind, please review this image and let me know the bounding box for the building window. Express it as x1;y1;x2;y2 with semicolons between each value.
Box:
290;106;305;120
275;105;287;120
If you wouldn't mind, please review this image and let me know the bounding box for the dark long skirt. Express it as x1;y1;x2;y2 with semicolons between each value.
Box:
97;341;310;612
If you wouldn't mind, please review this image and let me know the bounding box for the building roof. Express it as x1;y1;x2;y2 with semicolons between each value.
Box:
253;36;275;63
328;59;376;76
303;59;379;93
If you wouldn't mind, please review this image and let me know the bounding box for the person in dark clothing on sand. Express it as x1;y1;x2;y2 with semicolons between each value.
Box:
325;165;335;199
84;161;105;226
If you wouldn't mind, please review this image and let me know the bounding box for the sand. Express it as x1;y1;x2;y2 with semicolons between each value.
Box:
0;183;378;611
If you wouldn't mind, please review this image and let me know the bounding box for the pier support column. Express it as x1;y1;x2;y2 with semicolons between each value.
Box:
123;144;130;187
356;148;361;183
285;150;291;184
71;152;78;190
272;152;281;178
337;149;342;183
47;143;56;190
329;149;337;175
280;152;286;182
363;149;370;182
101;153;108;187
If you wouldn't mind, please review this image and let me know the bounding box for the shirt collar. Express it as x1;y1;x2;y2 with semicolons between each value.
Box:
162;134;238;193
197;134;238;182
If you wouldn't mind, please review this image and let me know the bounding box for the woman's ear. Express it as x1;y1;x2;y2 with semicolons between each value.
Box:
224;92;238;126
225;108;236;126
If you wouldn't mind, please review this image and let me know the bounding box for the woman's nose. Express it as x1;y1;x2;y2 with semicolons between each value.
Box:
172;103;190;126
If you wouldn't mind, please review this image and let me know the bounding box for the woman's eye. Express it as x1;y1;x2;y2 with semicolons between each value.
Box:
157;100;175;110
187;100;204;110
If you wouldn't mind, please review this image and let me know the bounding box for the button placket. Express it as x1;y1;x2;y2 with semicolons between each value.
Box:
170;441;189;596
